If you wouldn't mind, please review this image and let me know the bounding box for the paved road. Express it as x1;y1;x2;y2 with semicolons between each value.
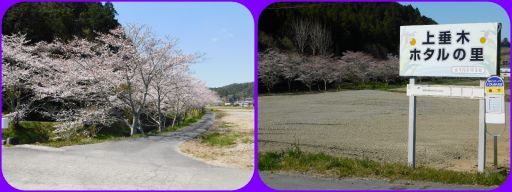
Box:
2;113;253;190
260;172;497;190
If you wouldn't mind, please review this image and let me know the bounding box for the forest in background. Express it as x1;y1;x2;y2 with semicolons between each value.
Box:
259;3;436;58
3;2;119;43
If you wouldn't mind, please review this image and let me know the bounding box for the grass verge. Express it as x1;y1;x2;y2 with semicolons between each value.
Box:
43;134;144;148
259;148;508;186
4;112;206;148
159;111;206;133
200;132;239;147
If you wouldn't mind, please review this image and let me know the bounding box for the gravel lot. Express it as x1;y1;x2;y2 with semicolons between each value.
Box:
258;90;510;171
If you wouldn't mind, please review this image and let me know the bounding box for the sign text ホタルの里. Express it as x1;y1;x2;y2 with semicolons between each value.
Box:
400;23;499;77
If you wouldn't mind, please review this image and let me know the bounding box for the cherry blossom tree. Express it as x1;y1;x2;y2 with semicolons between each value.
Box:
296;57;321;92
312;55;337;91
3;26;218;138
162;75;218;129
2;34;45;128
338;51;376;84
278;52;302;92
98;24;198;136
258;49;283;93
148;59;195;132
370;54;399;84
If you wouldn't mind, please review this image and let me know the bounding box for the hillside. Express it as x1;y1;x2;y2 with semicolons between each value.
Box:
211;82;254;103
259;2;436;58
3;2;119;43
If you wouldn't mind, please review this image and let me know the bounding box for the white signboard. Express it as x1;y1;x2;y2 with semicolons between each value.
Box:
400;23;499;77
484;76;505;124
407;84;484;99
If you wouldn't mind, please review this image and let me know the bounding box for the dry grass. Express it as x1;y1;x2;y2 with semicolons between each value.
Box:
179;108;254;169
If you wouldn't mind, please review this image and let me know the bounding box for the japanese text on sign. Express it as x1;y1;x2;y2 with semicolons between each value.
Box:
400;23;499;77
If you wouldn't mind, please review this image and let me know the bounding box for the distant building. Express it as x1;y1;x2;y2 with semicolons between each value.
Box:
242;98;253;107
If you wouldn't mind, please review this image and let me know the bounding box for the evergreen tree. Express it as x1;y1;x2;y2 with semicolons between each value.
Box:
259;3;436;58
3;2;120;43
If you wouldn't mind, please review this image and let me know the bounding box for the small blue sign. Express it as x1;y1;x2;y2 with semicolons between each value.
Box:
485;76;504;87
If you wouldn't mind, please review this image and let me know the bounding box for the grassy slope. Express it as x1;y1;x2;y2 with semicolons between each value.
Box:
259;148;507;186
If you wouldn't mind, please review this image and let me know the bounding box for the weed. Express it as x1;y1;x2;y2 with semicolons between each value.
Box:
259;148;507;186
200;132;239;147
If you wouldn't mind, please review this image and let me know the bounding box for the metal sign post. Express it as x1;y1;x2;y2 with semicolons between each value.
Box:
406;82;487;172
478;80;486;172
408;78;417;168
483;75;506;171
493;135;498;167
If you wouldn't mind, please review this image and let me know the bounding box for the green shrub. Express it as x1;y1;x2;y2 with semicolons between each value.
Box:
4;121;58;144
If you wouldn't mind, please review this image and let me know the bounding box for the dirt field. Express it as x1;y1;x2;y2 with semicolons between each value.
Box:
258;90;510;171
180;108;254;169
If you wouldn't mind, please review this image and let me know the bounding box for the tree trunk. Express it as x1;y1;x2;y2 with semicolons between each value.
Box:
171;109;180;128
287;80;291;92
157;97;163;132
158;113;164;132
130;113;138;136
171;115;177;129
135;112;145;136
6;115;21;145
324;80;327;91
129;112;145;136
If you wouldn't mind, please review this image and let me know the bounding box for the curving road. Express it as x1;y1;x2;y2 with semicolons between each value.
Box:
1;113;253;190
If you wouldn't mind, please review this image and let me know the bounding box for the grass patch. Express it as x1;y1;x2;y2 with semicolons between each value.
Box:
160;112;205;133
352;82;403;90
241;135;254;144
259;148;508;186
43;134;143;148
2;120;137;147
200;132;239;147
2;121;60;144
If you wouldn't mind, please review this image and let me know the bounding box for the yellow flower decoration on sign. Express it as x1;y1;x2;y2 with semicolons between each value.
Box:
480;37;486;44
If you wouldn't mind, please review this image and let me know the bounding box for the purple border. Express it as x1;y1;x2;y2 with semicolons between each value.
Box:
0;0;511;192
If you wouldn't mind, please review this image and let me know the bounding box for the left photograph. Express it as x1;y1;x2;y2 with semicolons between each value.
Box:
1;2;254;190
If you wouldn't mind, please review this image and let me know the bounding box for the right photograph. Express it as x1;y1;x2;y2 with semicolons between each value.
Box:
258;2;510;190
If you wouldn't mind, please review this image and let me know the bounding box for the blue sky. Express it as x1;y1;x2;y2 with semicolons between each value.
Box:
112;2;254;88
400;2;510;40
